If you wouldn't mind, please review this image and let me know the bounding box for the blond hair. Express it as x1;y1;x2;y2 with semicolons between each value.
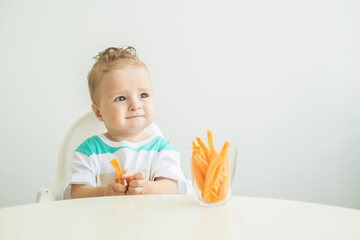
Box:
87;46;147;104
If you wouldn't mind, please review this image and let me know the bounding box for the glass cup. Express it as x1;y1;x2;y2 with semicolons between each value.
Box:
189;144;237;206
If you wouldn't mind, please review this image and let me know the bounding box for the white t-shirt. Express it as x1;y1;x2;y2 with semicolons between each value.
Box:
64;134;186;199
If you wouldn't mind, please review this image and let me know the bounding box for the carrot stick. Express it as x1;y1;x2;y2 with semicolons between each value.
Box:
207;130;220;164
195;166;205;193
204;141;230;202
209;189;219;202
126;177;134;191
218;142;230;200
207;130;215;153
208;160;224;200
212;177;221;192
110;158;124;185
220;141;230;156
193;154;208;175
218;158;230;200
192;154;205;192
192;145;203;191
211;141;229;188
196;137;211;162
192;141;209;193
203;154;222;201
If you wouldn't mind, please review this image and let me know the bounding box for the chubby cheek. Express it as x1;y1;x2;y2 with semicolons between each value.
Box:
144;103;155;121
107;107;126;126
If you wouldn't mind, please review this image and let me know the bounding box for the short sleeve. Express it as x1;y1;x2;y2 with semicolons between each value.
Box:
151;143;186;193
63;151;98;199
71;151;98;186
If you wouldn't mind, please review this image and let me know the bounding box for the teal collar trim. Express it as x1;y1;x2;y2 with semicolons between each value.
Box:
76;135;178;157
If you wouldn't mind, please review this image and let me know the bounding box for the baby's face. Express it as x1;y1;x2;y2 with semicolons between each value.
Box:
95;65;155;136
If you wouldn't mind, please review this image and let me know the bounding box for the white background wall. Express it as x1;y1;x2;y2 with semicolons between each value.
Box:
0;0;359;209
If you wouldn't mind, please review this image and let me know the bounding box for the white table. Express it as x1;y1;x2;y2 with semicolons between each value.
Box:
1;195;359;239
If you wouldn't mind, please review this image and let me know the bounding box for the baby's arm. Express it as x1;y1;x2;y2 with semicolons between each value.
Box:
121;171;178;195
71;178;127;198
147;176;178;194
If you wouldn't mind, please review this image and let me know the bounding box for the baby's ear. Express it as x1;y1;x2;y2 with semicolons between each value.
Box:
91;103;103;121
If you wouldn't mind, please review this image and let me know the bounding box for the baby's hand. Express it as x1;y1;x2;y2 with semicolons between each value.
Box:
121;171;148;195
103;178;127;196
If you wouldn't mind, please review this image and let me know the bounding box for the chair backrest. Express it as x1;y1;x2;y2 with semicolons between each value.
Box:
49;111;164;201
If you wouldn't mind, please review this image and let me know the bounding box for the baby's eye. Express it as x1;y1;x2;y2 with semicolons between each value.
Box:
140;93;149;98
115;96;126;101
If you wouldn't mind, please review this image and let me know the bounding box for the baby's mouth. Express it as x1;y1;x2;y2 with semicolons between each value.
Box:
126;115;144;119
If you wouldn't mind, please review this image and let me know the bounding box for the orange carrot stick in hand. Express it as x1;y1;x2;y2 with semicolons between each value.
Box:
110;158;124;185
121;168;134;190
126;177;134;191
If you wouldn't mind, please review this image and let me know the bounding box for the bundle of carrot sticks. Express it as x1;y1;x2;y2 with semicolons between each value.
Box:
192;130;230;203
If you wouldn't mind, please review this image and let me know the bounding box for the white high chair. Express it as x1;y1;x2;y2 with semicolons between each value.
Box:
36;111;167;202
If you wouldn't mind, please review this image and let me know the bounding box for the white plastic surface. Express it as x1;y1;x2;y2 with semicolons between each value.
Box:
2;195;360;240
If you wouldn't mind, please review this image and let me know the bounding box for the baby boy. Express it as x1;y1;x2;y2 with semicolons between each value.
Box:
67;46;186;198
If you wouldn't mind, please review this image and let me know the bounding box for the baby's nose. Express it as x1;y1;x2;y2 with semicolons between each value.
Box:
129;99;142;111
129;106;141;111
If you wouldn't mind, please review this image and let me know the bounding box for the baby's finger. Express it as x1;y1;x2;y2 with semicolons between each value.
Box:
129;179;144;187
121;171;134;179
112;183;126;193
133;171;145;180
127;186;143;195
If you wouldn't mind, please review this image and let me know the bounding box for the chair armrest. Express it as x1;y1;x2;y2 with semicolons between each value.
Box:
36;187;55;203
